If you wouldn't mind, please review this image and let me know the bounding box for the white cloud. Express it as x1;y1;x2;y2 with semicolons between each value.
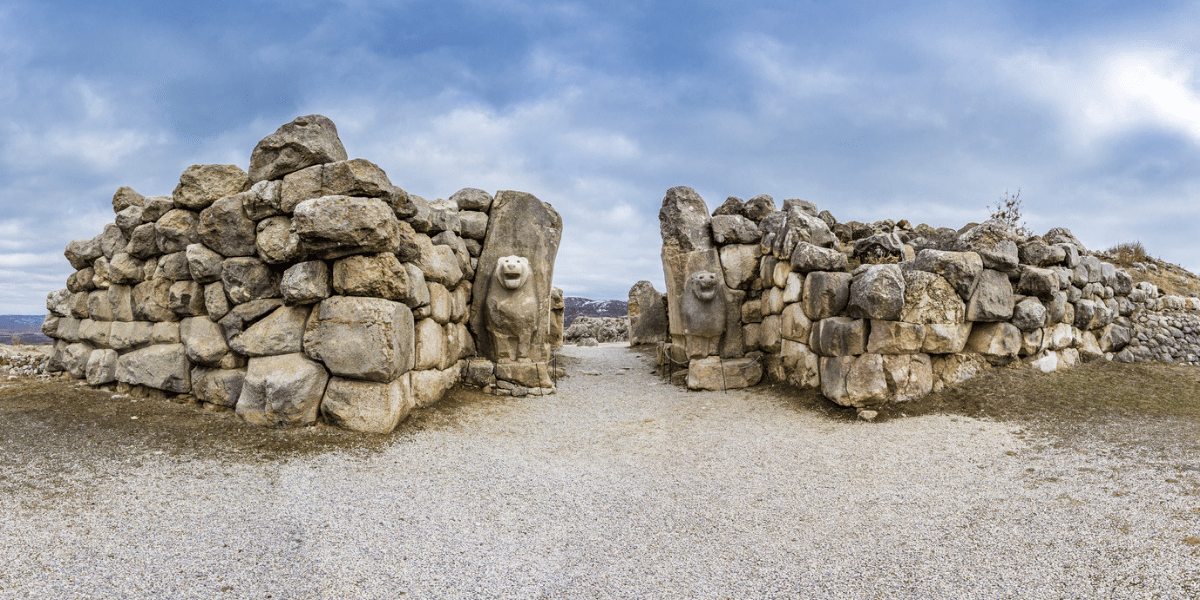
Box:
1004;48;1200;148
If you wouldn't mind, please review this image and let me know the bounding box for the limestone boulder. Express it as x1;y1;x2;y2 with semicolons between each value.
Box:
115;344;191;393
1012;298;1048;331
780;303;812;342
198;195;257;256
98;224;129;259
808;317;867;357
132;279;176;322
321;375;414;434
955;221;1019;272
322;158;393;198
494;362;553;388
965;269;1014;322
687;356;763;391
1017;266;1059;300
173;164;248;211
882;353;934;402
719;244;761;290
780;339;820;388
236;353;330;427
249;114;348;183
743;194;776;222
965;322;1021;364
331;253;410;301
414;318;447;371
922;323;972;354
204;282;231;321
155;209;200;254
1099;324;1131;352
169;280;207;317
458;211;489;240
790;242;847;272
218;299;283;342
410;365;462;408
931;352;990;392
659;186;714;257
819;354;887;407
191;367;246;407
293;196;401;259
60;342;95;378
181;316;230;367
140;195;174;222
303;296;415;382
867;321;925;354
910;249;983;301
186;244;225;283
222;257;278;304
451;188;494;212
234;305;310;357
900;270;964;324
108;321;153;351
848;264;905;321
154;252;192;280
802;271;853;320
112;186;145;213
64;238;103;270
628;281;668;345
83;348;117;385
711;214;761;245
281;164;324;213
281;261;331;305
243;181;284;220
125;224;159;259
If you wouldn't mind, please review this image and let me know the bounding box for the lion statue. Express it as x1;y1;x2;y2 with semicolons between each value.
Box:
680;270;726;358
485;255;538;362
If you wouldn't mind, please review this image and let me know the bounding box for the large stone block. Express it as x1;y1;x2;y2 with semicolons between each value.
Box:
303;296;415;382
965;269;1014;322
882;353;934;402
78;319;111;347
248;114;348;183
867;321;925;354
911;249;982;301
802;271;853;321
955;221;1019;272
108;321;153;351
410;365;462;408
712;214;761;245
819;354;887;407
155;209;200;255
197;195;256;257
235;305;310;357
1017;266;1059;300
719;244;761;290
281;260;331;305
1012;298;1048;331
965;322;1021;364
191;367;246;407
780;339;820;388
221;257;279;304
628;280;668;345
494;362;553;388
414;318;447;371
687;356;762;391
922;323;972;354
173;164;248;211
255;216;305;265
931;352;989;392
790;242;846;272
236;353;330;427
780;302;812;342
331;253;410;301
61;342;95;378
169;280;207;317
900;269;964;324
115;344;191;393
321;375;414;434
86;349;118;385
848;264;905;321
808;317;867;357
181;316;231;367
293;196;401;259
132;279;176;322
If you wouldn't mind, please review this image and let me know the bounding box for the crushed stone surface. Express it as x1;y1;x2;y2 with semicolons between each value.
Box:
2;343;1198;599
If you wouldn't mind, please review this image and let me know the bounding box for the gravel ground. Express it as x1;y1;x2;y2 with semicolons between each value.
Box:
2;343;1198;599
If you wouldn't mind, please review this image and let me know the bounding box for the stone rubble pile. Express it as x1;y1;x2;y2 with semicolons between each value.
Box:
42;115;561;432
656;186;1196;403
563;316;628;344
0;345;51;377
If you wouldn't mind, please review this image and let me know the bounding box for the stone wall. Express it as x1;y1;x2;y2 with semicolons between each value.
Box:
657;186;1198;404
41;115;561;432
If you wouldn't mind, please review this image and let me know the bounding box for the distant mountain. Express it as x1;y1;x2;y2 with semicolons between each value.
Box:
563;297;627;327
0;315;51;344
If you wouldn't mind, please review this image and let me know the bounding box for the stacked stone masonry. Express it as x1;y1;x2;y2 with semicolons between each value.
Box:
656;186;1200;405
43;115;562;433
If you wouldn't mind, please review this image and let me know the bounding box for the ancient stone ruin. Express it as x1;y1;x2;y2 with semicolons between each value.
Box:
652;186;1200;404
41;115;561;433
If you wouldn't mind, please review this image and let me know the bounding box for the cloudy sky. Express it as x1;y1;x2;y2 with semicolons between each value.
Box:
3;0;1200;314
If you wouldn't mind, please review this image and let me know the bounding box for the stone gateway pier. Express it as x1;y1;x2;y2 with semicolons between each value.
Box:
42;115;561;433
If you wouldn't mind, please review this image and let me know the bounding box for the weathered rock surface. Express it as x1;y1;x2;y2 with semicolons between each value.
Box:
236;353;330;427
248;114;348;183
321;375;413;434
303;296;415;382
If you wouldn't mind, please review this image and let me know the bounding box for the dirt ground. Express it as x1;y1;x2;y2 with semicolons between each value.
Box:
1;351;1199;469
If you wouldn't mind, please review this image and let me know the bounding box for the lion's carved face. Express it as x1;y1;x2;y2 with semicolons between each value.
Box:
688;271;719;301
495;255;532;290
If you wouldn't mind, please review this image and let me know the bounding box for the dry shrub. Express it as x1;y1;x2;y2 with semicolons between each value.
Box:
1106;241;1149;266
987;189;1032;236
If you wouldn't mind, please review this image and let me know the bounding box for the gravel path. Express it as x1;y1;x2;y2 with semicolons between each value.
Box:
2;343;1198;599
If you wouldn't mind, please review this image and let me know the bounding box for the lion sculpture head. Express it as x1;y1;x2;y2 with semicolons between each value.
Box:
687;270;720;302
494;255;532;290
